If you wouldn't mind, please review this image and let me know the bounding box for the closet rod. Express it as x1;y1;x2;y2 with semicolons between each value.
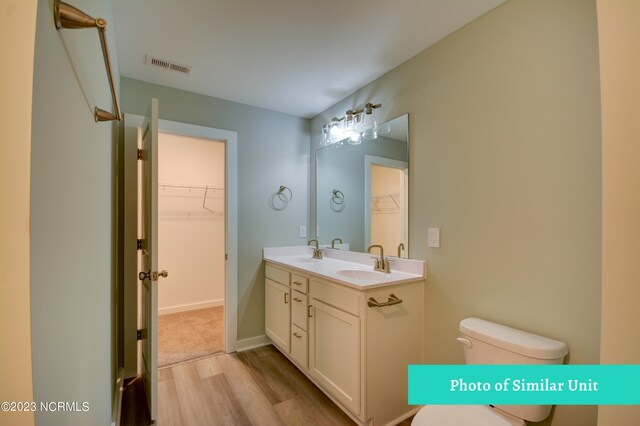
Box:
159;184;224;191
53;0;122;122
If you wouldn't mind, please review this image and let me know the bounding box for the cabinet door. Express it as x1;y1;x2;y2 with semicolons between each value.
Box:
309;299;361;415
265;278;290;353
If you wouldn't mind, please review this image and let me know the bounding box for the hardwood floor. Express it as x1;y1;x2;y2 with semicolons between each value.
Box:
122;344;414;425
156;345;354;425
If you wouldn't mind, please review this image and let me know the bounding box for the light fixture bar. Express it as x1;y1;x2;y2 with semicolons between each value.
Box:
321;102;383;146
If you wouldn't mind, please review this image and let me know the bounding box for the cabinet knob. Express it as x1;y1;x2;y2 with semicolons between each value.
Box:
293;332;302;339
293;297;302;302
308;305;313;317
284;293;289;304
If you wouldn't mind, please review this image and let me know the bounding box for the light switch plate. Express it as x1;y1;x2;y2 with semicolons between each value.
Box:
299;225;307;238
428;228;440;248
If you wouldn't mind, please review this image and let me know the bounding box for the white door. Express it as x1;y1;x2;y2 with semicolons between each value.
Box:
139;98;161;421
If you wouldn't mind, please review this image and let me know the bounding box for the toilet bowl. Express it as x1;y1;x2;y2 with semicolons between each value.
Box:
411;318;568;426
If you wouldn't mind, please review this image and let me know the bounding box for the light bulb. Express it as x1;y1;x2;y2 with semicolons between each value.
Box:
343;110;358;137
348;132;362;145
329;118;345;143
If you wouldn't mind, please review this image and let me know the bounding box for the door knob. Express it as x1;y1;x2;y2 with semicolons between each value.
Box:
152;270;168;280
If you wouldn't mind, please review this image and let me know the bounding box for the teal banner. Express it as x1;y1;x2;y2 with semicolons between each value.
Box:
408;365;640;405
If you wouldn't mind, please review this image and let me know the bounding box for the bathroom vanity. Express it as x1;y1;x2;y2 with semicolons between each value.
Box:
263;246;425;426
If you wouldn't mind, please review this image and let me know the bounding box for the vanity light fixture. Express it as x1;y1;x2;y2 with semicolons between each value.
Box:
320;102;389;147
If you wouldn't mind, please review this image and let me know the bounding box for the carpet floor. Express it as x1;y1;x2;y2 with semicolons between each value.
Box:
158;306;224;368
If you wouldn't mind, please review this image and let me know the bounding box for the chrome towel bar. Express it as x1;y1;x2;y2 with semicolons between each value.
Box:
54;0;122;122
367;293;403;308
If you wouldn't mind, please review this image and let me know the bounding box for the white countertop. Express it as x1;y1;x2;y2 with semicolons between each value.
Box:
263;246;426;290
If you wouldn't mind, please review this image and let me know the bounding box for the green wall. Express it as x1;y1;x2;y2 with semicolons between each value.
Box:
311;1;601;424
120;77;310;340
30;0;120;424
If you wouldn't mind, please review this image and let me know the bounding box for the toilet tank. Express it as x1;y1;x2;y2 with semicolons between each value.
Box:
458;318;569;422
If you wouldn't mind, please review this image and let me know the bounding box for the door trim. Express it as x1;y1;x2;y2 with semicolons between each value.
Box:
364;155;408;251
125;114;238;355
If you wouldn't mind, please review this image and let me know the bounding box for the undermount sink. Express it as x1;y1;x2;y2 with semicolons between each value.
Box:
336;269;386;281
290;256;321;264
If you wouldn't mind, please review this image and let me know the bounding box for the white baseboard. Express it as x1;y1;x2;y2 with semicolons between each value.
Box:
236;335;271;352
159;299;224;316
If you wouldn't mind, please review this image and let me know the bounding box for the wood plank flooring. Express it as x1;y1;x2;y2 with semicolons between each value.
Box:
156;345;354;425
122;344;414;426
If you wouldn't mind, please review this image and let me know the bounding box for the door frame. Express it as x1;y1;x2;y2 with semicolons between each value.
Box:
123;114;238;377
364;155;409;253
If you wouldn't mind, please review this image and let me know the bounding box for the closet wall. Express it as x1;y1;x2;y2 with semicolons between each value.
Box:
158;132;225;314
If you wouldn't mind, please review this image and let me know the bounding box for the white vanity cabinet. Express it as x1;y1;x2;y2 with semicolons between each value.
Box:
264;259;424;426
290;273;309;368
309;291;362;415
264;264;291;353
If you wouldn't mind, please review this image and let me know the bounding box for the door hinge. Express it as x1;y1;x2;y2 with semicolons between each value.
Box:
137;329;142;341
137;148;144;160
137;239;143;250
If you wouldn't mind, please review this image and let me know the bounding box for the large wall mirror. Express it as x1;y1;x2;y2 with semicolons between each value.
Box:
316;114;409;257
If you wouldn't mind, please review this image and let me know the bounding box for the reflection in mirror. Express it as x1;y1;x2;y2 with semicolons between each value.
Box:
316;114;408;257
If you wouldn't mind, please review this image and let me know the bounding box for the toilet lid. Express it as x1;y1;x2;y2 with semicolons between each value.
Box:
412;405;524;426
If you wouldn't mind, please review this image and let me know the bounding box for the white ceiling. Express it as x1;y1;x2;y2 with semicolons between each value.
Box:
112;0;505;118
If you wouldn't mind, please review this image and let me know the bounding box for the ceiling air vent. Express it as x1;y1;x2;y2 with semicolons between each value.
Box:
145;55;192;75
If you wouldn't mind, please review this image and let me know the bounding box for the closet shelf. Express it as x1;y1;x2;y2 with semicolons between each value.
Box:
371;192;401;214
159;183;224;212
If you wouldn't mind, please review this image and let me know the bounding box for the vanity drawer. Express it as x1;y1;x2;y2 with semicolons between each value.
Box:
266;264;290;286
290;324;308;368
310;279;360;316
291;274;309;293
291;290;308;330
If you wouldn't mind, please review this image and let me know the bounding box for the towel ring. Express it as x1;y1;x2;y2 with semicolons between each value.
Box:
277;186;293;202
270;185;292;211
330;189;345;212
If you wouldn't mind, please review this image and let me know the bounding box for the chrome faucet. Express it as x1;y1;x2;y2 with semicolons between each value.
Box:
331;238;342;249
308;239;323;259
367;244;390;273
397;242;405;258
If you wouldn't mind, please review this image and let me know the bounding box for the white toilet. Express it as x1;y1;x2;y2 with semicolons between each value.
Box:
412;318;568;425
